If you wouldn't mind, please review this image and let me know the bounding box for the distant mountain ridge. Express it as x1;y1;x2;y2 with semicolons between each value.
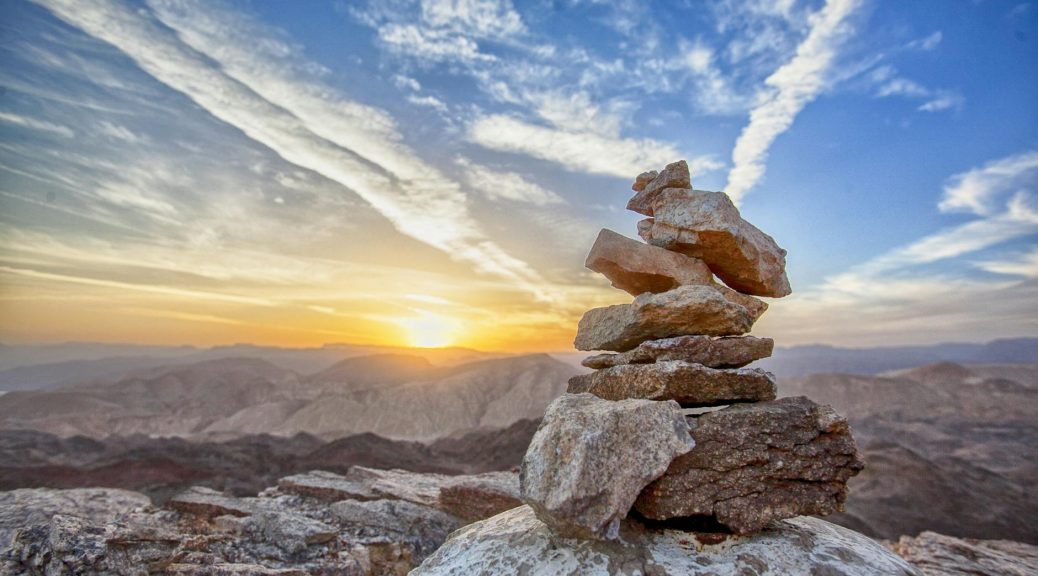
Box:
0;353;576;441
3;337;1036;392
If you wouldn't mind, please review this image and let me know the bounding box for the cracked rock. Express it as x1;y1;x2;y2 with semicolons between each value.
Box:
582;335;774;370
520;393;693;540
568;361;776;407
574;285;755;352
634;396;865;533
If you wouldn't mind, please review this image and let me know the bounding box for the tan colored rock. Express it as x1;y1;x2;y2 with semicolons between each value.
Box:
582;335;774;369
631;170;658;192
638;188;791;297
573;285;754;352
627;160;690;216
519;393;693;540
634;396;864;534
568;361;776;407
584;229;769;321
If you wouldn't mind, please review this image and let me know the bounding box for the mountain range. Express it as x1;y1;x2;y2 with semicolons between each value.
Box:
0;354;574;441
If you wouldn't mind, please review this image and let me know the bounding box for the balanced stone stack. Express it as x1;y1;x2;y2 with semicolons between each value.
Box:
521;160;865;539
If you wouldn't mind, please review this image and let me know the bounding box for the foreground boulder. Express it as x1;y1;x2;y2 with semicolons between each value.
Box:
520;394;693;539
634;396;864;533
638;188;791;297
568;361;776;407
582;335;774;369
574;285;754;351
411;505;920;575
2;468;524;575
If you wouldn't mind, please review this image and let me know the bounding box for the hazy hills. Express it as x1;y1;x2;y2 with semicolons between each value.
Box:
0;354;574;441
2;337;1035;392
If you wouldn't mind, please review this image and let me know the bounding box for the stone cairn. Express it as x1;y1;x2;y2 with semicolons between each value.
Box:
520;160;865;541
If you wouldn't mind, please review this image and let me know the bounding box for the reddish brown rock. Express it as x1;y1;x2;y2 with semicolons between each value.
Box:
438;472;521;522
568;361;776;407
627;160;690;216
582;335;773;370
166;487;254;518
634;396;864;534
631;170;658;192
585;229;768;321
637;188;791;297
574;285;755;352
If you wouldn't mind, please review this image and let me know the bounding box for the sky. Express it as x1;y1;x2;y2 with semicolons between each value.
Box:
0;0;1036;353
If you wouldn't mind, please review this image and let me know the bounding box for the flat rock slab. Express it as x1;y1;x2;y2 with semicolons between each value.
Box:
438;471;521;522
166;486;254;518
585;229;768;321
574;285;754;352
568;361;776;407
277;470;380;502
638;188;791;297
331;498;462;559
583;335;774;370
627;160;690;216
634;396;864;534
892;531;1038;576
520;393;693;540
411;505;919;576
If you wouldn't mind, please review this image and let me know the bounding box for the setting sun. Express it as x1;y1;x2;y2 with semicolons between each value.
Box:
397;312;459;348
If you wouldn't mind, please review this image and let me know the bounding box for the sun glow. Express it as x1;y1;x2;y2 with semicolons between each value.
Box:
397;312;459;348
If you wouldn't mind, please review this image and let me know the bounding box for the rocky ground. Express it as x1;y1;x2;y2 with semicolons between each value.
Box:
3;470;1035;575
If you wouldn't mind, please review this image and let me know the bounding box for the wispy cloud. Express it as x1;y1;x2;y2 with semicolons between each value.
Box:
0;111;74;137
906;31;942;51
869;65;964;113
455;157;564;206
468;114;722;179
725;0;864;204
32;0;549;298
939;149;1038;216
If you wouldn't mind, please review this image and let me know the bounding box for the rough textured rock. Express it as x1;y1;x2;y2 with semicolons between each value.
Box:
519;394;693;540
0;487;149;549
582;335;774;370
437;471;520;522
638;188;791;297
166;486;255;518
585;229;768;320
574;285;754;352
411;505;920;575
892;531;1038;576
278;470;381;502
1;468;522;575
632;170;658;192
634;396;864;533
568;361;777;407
627;160;690;216
331;499;461;559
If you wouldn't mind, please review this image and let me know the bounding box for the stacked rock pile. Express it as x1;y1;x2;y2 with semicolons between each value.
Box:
521;160;865;540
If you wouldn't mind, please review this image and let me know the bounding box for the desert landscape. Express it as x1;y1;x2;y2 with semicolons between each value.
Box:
2;0;1036;574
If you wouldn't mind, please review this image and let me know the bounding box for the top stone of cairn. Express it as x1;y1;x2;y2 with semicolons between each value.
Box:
637;187;792;298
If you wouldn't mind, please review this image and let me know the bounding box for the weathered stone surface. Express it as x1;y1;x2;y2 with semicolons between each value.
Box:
342;466;452;508
586;228;713;293
278;470;380;502
0;487;149;549
638;188;791;297
627;160;690;216
892;531;1038;576
574;285;754;352
438;471;520;522
411;505;920;575
331;499;462;559
634;396;864;533
632;170;658;192
166;486;254;518
519;393;693;540
582;335;774;369
568;361;776;407
585;229;768;320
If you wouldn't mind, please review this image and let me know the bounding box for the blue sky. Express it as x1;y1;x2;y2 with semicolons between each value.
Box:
0;0;1036;350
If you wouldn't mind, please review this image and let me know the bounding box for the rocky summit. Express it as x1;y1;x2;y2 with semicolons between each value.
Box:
415;159;872;574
